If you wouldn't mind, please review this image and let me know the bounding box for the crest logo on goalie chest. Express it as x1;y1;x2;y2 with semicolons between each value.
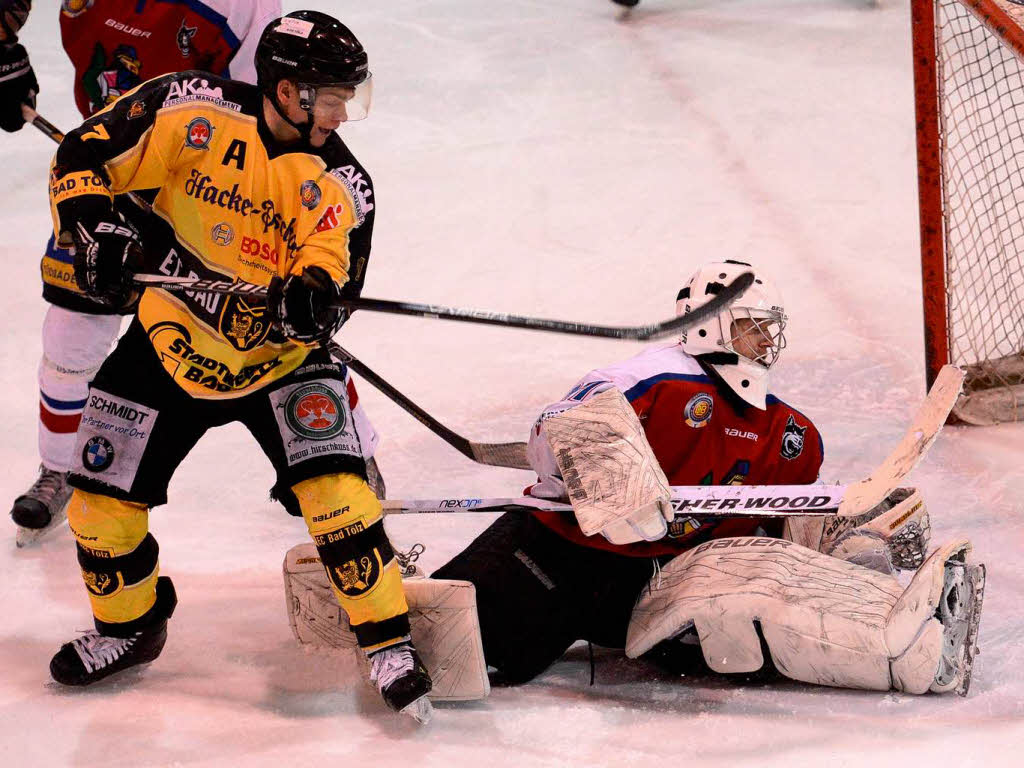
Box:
684;393;713;428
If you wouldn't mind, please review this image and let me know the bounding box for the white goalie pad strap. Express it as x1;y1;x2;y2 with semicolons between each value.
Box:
283;544;490;701
541;387;671;543
625;537;908;691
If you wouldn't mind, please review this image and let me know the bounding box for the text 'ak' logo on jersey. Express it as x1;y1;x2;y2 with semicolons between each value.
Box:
780;415;807;460
219;296;271;351
285;383;347;440
82;436;115;472
185;117;214;150
684;393;714;428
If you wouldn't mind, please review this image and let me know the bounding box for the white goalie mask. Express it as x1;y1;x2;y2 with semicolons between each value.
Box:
676;260;787;409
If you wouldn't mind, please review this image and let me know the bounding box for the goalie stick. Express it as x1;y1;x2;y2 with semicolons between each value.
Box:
382;365;965;519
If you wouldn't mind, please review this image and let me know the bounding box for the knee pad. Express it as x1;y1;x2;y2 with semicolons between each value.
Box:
293;473;409;649
68;489;159;630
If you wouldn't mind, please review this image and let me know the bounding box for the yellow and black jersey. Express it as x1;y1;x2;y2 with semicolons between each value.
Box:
49;70;375;400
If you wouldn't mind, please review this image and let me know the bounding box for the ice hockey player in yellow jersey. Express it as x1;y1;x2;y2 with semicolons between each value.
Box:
45;11;433;724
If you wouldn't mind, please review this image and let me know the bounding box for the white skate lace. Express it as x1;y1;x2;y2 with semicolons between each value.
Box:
369;645;415;692
71;631;137;674
23;466;68;505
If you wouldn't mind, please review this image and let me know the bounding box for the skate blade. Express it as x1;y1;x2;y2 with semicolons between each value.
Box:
400;695;433;725
956;563;986;697
15;511;69;549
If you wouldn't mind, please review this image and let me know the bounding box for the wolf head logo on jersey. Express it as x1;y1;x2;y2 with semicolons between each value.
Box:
780;415;807;460
177;19;199;57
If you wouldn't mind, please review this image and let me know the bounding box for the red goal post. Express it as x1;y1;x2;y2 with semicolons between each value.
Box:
913;0;1024;424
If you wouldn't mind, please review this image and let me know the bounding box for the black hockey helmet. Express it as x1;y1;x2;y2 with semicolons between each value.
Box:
256;11;372;124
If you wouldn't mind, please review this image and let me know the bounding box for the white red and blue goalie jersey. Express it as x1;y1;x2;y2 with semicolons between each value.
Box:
526;342;824;557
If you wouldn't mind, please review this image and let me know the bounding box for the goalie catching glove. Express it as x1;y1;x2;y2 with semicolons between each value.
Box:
268;266;346;343
541;387;673;545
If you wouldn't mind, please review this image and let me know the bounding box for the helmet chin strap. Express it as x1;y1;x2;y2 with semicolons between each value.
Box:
267;89;315;143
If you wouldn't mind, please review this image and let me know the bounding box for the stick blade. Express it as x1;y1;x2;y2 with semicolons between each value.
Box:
839;365;964;516
469;441;530;470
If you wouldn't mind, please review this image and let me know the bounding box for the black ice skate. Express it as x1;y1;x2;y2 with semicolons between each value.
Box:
612;0;640;7
50;576;177;687
11;465;72;548
368;642;433;723
933;555;986;696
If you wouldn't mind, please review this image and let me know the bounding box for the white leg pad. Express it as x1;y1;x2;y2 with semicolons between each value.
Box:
626;537;974;694
283;543;490;701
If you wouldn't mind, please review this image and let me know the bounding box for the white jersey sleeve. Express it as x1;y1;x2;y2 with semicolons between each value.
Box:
526;375;617;500
525;342;698;500
210;0;281;84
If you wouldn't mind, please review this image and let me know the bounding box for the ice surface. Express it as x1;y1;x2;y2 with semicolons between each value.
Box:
1;1;1021;766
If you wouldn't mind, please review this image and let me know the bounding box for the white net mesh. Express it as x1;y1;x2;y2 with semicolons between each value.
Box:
935;0;1024;413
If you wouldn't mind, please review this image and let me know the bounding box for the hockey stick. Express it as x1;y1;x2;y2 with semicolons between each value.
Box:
25;107;755;341
131;272;754;341
382;365;965;519
327;342;531;469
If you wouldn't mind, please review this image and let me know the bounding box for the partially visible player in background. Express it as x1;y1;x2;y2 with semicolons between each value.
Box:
0;0;281;545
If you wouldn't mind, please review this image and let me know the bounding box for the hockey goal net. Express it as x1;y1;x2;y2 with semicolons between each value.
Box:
913;0;1024;424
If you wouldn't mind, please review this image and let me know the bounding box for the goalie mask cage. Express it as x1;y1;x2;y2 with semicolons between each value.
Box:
913;0;1024;424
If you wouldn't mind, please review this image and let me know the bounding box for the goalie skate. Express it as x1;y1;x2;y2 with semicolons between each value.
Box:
933;557;986;697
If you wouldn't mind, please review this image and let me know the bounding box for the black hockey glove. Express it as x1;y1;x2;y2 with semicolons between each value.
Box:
0;43;37;132
268;266;345;343
69;208;144;308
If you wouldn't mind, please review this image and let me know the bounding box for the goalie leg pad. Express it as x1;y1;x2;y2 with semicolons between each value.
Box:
626;536;984;694
284;543;490;701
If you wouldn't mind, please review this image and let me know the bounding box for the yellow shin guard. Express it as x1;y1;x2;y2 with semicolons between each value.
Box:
294;473;410;651
67;489;159;629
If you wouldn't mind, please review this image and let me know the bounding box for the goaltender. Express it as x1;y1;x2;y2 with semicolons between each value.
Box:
45;11;432;722
433;260;985;697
